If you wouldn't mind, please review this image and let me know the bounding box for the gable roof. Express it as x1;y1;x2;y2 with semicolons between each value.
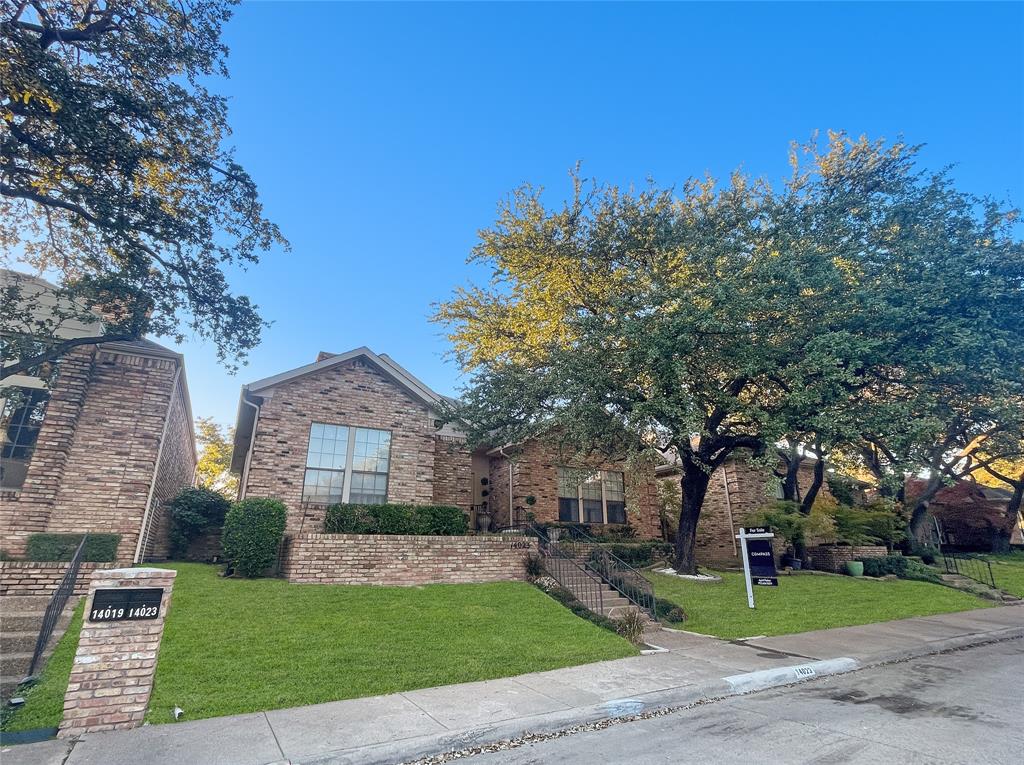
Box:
230;347;449;473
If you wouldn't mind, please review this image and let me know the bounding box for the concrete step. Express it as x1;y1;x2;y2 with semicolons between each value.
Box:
0;651;33;679
1;630;43;654
1;674;25;699
0;595;53;612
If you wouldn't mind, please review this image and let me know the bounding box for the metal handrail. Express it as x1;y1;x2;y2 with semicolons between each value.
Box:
25;535;88;679
941;550;996;590
548;525;657;618
530;525;605;616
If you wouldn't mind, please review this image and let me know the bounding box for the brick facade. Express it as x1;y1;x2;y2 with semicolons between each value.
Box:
281;533;537;585
241;358;441;535
663;457;838;566
432;436;474;513
1;344;196;563
0;561;116;596
488;439;661;539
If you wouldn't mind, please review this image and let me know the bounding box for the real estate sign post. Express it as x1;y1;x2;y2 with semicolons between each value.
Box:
736;527;777;609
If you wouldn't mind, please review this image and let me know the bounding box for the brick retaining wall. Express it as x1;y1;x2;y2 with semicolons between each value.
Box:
0;561;116;596
807;545;888;573
282;534;537;586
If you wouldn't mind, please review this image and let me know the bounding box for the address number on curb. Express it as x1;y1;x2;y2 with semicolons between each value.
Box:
89;588;164;622
509;540;532;549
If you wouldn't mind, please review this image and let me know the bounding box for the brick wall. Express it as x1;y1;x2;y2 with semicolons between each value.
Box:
492;439;661;539
1;348;194;563
243;358;438;535
282;533;537;585
432;436;473;513
0;561;116;596
807;545;888;573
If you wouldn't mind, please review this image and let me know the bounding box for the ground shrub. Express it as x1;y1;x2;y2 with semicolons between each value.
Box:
859;553;941;583
615;608;646;645
524;553;544;579
324;503;467;535
654;597;687;623
542;584;620;633
168;487;230;557
222;498;287;577
598;541;673;567
25;533;120;562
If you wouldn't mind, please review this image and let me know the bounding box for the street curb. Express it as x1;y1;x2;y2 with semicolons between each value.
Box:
304;626;1024;765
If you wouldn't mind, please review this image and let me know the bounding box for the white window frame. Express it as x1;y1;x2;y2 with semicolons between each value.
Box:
302;423;392;505
557;467;627;524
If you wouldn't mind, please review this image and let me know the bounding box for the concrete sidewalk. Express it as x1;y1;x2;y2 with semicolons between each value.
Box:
5;604;1023;765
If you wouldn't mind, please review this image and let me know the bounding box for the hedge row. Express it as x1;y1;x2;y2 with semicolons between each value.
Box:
24;533;121;562
324;503;468;536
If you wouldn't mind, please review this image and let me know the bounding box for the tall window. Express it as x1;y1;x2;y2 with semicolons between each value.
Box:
302;423;391;505
1;387;50;490
557;467;628;524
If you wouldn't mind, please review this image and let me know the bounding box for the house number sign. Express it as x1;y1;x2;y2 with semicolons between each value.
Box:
89;588;164;622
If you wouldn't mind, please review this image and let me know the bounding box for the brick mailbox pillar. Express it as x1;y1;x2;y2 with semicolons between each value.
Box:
58;567;176;737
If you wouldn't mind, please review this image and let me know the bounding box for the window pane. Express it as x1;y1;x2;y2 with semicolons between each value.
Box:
606;501;626;524
305;423;348;469
349;471;387;505
1;387;50;490
353;428;390;472
581;475;602;501
583;499;604;523
558;497;579;522
557;467;578;498
302;468;344;504
602;471;625;501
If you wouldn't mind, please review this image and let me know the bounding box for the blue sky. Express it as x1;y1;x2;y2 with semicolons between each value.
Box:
170;1;1024;427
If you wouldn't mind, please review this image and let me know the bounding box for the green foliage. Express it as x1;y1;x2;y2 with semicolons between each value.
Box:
825;475;859;506
542;584;620;633
524;553;544;579
858;554;942;583
2;1;287;379
828;500;906;547
749;501;835;550
654;597;687;623
615;608;646;645
324;504;468;536
597;542;674;567
222;498;286;577
194;417;239;495
25;533;120;562
168;487;231;558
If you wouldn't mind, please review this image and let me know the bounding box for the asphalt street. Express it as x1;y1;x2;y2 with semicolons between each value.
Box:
463;638;1024;764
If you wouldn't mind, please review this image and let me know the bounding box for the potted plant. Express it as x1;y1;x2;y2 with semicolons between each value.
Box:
476;503;492;532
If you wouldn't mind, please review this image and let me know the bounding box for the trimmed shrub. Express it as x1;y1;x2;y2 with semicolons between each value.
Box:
542;584;620;633
599;542;674;567
858;553;942;584
167;487;230;558
222;498;287;577
324;503;467;536
654;597;687;623
25;533;121;562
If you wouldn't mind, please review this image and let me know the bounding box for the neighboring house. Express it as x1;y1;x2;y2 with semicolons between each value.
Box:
656;453;850;565
907;478;1019;551
0;271;196;563
229;347;663;537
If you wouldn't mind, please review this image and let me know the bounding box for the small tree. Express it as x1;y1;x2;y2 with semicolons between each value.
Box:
195;417;239;496
167;486;230;558
222;498;286;577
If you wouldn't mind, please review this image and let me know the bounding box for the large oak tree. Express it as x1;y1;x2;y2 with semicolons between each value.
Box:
1;1;286;377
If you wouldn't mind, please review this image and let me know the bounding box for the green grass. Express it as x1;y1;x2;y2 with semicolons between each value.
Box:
146;563;634;723
648;569;993;640
1;601;83;734
985;552;1024;598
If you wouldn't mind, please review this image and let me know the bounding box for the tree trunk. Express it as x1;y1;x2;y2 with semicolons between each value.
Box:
777;445;802;503
799;456;826;514
907;476;943;543
675;461;712;575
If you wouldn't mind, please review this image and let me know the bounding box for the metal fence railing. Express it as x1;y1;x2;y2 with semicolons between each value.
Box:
941;550;997;590
25;535;88;680
533;528;605;615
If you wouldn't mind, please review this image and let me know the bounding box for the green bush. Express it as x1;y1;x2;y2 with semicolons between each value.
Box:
222;498;287;577
167;487;230;558
832;502;906;547
542;584;620;633
654;597;687;623
25;533;121;562
858;553;941;583
599;542;673;567
324;503;467;536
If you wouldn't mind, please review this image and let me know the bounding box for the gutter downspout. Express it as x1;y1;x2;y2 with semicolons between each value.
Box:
239;393;261;501
721;464;738;557
135;365;182;564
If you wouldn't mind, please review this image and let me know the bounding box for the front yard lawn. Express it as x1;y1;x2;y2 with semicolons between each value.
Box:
649;569;993;640
986;552;1024;598
4;564;634;731
148;563;634;722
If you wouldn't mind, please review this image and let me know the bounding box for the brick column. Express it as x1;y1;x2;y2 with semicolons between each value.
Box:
58;567;176;737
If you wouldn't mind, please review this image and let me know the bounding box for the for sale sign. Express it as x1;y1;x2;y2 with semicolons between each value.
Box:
745;538;778;586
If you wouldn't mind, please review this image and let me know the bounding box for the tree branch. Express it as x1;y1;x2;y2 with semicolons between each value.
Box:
1;331;141;380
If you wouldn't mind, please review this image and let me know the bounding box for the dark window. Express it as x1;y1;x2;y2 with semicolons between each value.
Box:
1;387;50;490
558;497;579;522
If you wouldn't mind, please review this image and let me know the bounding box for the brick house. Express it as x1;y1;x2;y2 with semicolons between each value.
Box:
229;347;663;537
1;272;196;563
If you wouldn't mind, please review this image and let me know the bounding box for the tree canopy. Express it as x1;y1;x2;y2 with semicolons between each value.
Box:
1;0;286;377
194;416;237;496
437;133;1024;571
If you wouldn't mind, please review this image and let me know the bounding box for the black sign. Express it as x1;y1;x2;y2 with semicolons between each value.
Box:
89;588;164;622
754;577;779;587
745;538;778;579
742;526;772;535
